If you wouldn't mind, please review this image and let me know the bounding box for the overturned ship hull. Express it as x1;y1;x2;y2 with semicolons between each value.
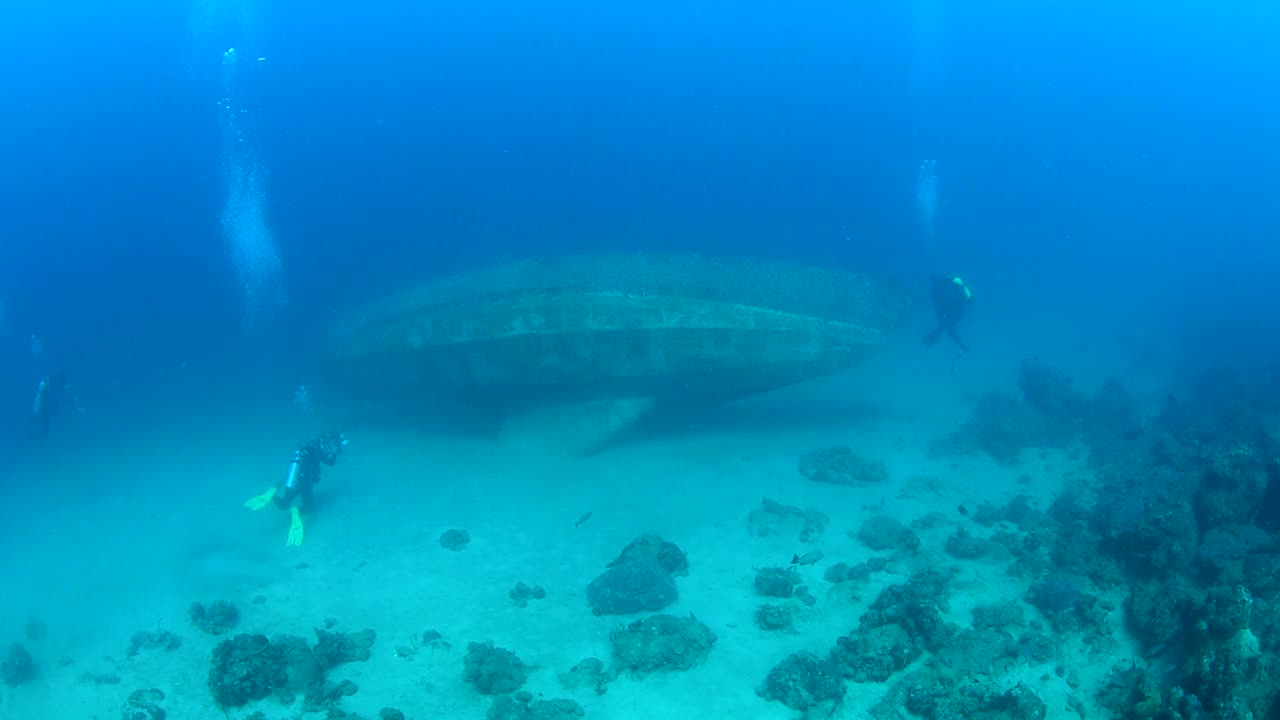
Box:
332;254;913;450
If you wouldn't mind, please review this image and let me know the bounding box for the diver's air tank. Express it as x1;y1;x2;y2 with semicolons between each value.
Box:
283;452;303;490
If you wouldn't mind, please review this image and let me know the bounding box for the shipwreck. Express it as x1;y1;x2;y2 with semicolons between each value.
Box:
331;253;913;452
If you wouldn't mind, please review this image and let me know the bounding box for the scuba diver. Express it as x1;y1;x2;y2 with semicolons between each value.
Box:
244;431;347;547
922;273;973;353
10;370;69;443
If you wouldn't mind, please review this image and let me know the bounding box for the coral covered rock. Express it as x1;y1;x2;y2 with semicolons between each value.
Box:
799;446;888;485
120;688;166;720
189;601;239;636
207;634;291;708
464;642;528;695
748;498;828;542
610;613;716;674
1;643;35;686
759;651;846;713
586;535;686;615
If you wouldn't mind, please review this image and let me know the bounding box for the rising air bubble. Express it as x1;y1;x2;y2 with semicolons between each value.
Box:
916;159;939;254
219;41;286;329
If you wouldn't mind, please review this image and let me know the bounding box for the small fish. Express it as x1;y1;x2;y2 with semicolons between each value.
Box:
575;511;592;528
957;504;969;517
791;550;824;566
1121;429;1145;441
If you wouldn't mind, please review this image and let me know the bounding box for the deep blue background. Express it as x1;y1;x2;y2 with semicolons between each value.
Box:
0;1;1277;403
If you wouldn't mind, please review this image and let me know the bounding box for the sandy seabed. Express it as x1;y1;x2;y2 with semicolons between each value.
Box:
0;334;1154;720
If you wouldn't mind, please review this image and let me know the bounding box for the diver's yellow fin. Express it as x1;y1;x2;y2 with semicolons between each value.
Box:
286;507;305;547
244;487;277;511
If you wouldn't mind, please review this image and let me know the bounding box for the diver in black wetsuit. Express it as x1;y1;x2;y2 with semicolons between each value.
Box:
922;274;973;353
11;370;69;442
244;431;347;546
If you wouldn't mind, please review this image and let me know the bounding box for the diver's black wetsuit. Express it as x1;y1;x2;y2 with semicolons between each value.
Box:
922;274;971;353
12;371;67;442
274;431;346;512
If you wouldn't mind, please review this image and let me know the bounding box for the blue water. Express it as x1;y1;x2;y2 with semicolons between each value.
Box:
1;1;1279;716
1;0;1275;390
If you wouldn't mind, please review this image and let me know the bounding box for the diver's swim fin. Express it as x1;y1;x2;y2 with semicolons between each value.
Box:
244;487;278;511
286;507;305;547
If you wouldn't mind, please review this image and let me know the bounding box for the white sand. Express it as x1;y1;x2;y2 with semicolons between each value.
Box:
0;325;1155;720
